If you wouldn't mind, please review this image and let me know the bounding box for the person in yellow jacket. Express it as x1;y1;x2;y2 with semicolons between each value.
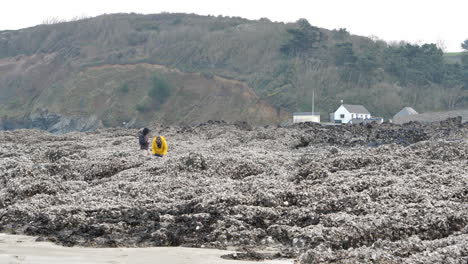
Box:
151;136;168;157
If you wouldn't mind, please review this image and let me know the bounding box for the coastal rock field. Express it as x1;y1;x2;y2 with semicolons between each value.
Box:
0;118;467;263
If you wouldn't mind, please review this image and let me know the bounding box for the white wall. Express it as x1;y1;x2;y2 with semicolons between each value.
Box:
334;106;371;123
353;113;370;119
293;115;320;123
334;105;351;123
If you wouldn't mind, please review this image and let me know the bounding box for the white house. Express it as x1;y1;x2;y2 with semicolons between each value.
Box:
293;112;320;123
333;104;371;124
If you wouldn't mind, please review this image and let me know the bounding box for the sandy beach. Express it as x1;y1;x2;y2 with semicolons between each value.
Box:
0;234;293;264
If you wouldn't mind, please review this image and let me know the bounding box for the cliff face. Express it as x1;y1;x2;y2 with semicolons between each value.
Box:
0;13;293;131
0;53;288;132
0;112;103;134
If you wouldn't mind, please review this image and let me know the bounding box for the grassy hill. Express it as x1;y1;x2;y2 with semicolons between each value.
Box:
0;13;467;127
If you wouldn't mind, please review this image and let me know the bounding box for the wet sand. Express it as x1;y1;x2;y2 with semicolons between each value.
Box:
0;234;293;264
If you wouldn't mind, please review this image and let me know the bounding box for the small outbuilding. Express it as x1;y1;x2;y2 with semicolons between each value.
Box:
393;107;418;119
293;112;321;123
333;104;371;124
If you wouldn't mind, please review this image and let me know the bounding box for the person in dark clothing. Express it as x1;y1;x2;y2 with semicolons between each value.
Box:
138;128;151;155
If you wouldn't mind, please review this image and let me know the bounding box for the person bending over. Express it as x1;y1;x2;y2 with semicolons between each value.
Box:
152;136;168;157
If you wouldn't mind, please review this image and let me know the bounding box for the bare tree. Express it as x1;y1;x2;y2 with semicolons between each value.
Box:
442;85;466;110
70;15;90;22
461;39;468;51
368;35;381;42
41;17;66;25
436;38;447;52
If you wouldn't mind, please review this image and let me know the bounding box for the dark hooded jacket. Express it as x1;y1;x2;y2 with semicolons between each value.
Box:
138;128;150;150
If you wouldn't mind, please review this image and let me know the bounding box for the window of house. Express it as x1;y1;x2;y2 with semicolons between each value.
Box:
340;114;345;118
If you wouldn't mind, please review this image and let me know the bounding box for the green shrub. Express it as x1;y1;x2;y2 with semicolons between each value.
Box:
135;103;150;113
171;17;182;25
202;71;214;79
118;83;129;94
149;74;171;104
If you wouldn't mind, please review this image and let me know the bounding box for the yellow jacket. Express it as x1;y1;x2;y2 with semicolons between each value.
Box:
151;136;168;156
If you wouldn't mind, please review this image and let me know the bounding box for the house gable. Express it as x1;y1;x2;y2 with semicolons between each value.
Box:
333;104;371;124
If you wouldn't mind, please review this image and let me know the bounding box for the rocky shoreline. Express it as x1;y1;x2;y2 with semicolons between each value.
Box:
0;118;467;263
0;112;103;134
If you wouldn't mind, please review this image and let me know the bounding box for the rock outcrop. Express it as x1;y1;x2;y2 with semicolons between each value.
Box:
0;112;103;134
0;119;467;263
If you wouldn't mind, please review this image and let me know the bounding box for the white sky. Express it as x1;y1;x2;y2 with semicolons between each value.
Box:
1;0;466;52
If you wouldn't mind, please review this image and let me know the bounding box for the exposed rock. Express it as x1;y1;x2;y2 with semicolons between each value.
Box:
329;147;339;155
234;121;253;131
179;153;208;171
221;250;285;261
0;119;467;263
0;112;103;134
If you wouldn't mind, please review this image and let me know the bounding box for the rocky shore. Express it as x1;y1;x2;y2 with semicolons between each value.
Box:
0;112;103;134
0;118;467;263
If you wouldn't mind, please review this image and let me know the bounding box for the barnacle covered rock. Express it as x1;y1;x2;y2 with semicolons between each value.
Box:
178;153;208;171
0;119;467;263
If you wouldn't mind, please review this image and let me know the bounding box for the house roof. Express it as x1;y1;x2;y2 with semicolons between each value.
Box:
342;104;370;114
293;112;320;116
394;107;418;117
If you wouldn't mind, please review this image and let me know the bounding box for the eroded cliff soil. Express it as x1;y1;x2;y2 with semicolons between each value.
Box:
0;119;467;263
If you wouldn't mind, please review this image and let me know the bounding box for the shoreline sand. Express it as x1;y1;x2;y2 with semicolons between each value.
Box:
0;233;293;264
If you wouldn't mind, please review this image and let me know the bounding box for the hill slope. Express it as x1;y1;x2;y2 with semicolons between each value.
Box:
0;13;467;129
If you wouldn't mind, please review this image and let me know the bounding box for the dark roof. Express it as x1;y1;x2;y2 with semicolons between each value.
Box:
293;112;320;116
342;104;370;114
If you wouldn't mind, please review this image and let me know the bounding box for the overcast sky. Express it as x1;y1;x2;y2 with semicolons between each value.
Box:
1;0;466;52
